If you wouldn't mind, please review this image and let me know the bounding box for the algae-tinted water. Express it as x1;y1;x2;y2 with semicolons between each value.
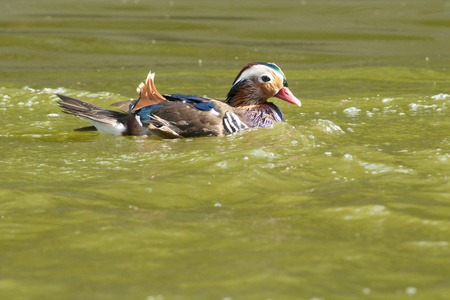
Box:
1;1;449;299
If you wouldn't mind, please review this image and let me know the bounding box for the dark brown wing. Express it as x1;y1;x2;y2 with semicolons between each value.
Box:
147;100;226;138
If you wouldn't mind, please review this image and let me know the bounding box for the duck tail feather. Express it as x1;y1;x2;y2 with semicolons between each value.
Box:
131;71;167;112
56;94;128;135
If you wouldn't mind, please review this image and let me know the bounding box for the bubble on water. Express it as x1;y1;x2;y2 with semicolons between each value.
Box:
382;107;397;114
23;86;37;92
409;102;445;112
216;161;228;169
147;296;164;300
395;168;413;174
409;103;419;111
214;203;222;207
437;154;449;162
316;119;345;134
359;161;393;174
344;154;353;161
362;287;371;294
354;205;388;216
415;241;448;247
249;149;277;159
382;98;395;103
431;93;450;100
30;121;52;129
405;286;417;295
42;87;67;95
343;107;361;116
328;205;389;220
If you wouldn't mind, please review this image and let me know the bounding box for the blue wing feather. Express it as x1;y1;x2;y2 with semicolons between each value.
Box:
135;103;163;121
168;94;210;103
132;94;217;122
164;94;215;110
194;102;215;110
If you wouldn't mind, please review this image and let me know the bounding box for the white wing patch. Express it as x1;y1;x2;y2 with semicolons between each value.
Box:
210;108;220;116
81;117;126;135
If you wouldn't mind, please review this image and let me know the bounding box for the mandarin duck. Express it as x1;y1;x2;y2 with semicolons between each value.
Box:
57;62;301;138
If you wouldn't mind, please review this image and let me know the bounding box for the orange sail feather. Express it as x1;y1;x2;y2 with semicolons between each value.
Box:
131;72;166;112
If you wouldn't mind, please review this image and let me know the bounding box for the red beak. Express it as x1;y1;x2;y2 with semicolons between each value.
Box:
274;87;301;107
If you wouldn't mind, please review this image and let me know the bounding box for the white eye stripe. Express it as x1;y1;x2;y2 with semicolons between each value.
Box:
234;65;278;84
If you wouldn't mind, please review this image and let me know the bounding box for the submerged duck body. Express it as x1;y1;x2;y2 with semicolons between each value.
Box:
57;62;301;138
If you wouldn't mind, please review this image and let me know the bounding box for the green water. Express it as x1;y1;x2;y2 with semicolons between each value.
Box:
1;0;449;299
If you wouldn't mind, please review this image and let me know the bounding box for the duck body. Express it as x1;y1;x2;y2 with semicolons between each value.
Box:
131;94;248;138
57;62;301;138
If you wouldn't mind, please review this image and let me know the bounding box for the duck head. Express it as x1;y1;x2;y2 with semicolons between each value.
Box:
226;62;301;107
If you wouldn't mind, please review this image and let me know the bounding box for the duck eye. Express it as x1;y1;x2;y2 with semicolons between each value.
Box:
259;74;272;83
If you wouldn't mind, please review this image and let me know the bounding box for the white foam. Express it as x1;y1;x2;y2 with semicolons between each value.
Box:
343;107;361;116
431;93;450;100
